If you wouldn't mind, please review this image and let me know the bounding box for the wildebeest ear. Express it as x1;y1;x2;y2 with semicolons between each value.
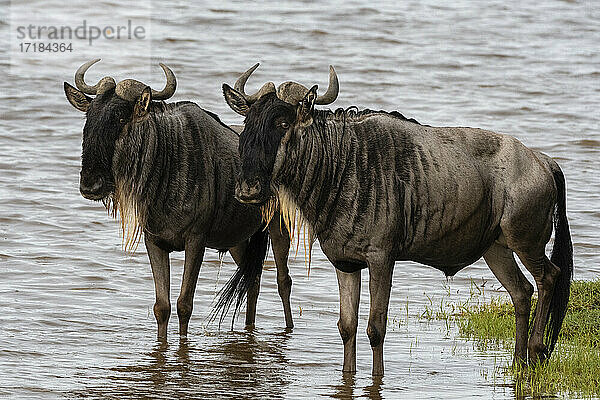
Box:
297;84;318;127
134;86;152;119
64;82;92;112
222;84;250;116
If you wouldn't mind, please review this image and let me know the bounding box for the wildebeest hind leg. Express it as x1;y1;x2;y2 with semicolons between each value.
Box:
145;237;171;339
336;269;361;373
269;215;293;329
177;239;205;336
516;253;560;364
483;242;533;365
366;259;394;376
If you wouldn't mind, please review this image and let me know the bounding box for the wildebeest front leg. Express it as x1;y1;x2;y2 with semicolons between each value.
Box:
336;269;361;373
483;242;533;365
177;239;205;336
145;237;171;339
366;258;394;376
269;215;293;329
229;242;262;328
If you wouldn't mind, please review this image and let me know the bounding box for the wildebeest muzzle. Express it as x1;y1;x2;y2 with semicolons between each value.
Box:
235;177;265;204
79;170;109;200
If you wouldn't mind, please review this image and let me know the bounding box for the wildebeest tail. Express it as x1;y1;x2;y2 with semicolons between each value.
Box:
209;227;269;328
546;162;573;357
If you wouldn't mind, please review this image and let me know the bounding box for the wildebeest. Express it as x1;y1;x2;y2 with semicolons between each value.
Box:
223;69;573;375
63;59;296;338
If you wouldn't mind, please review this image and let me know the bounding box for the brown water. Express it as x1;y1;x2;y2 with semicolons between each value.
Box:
1;1;599;398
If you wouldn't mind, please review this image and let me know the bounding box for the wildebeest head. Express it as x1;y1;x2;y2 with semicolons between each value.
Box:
64;59;176;201
223;63;338;114
223;82;320;204
222;64;338;204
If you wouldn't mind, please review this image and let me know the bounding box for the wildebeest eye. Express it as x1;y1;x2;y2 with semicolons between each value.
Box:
278;121;289;129
119;118;126;124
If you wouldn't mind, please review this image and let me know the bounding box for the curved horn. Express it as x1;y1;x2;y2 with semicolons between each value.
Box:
151;63;177;100
315;65;339;105
234;63;259;94
75;59;102;95
233;63;275;103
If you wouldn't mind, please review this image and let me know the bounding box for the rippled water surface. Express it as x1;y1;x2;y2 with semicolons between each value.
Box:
1;0;599;398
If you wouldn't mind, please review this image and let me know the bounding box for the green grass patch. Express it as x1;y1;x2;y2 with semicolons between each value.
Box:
455;279;600;398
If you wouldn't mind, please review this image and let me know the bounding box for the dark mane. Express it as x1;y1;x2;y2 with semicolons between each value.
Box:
319;106;423;126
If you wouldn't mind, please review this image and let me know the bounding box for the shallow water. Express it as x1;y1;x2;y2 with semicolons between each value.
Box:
1;0;599;398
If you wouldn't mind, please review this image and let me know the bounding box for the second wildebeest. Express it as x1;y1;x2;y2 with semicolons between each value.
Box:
64;59;294;338
223;71;573;375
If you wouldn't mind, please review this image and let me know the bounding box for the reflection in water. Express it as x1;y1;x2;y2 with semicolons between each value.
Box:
331;373;356;399
148;340;169;389
331;373;384;400
364;376;383;400
74;331;291;399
